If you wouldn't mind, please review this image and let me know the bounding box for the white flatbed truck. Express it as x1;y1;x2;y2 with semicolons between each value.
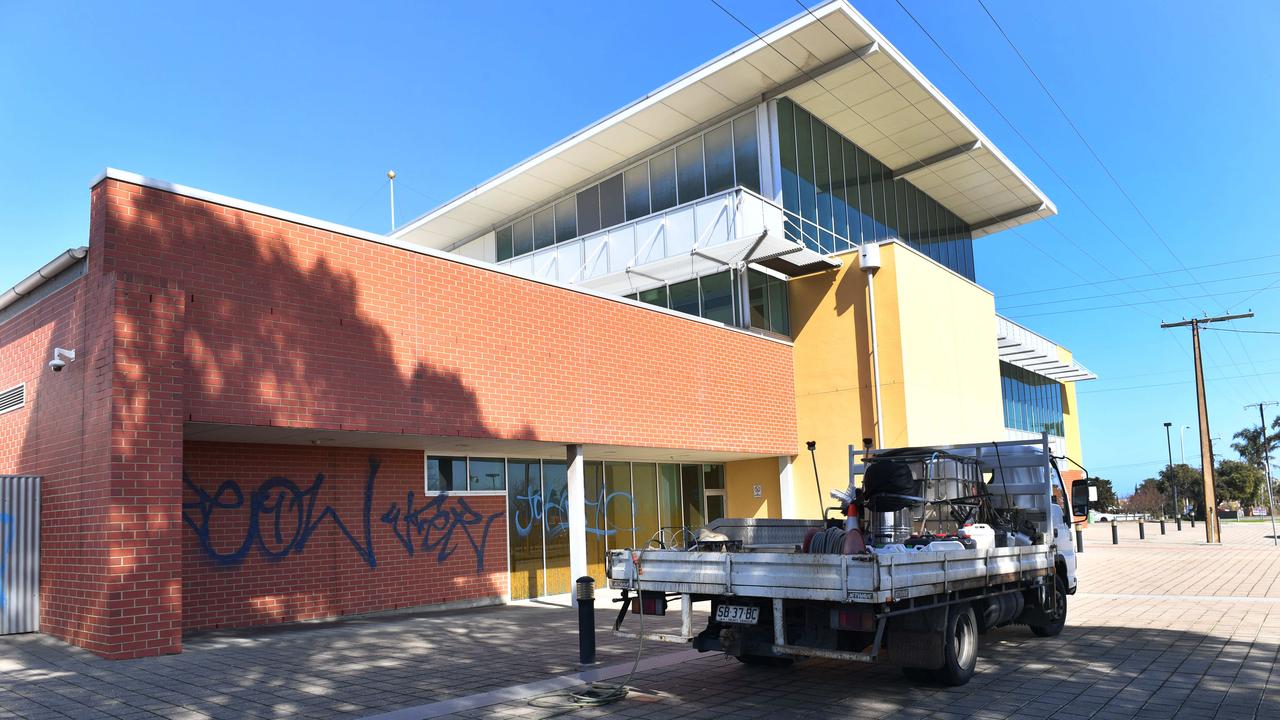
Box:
607;436;1096;685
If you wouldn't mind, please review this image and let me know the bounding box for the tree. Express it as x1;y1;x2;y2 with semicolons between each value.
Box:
1089;477;1120;512
1215;459;1264;508
1125;478;1166;518
1155;463;1202;518
1231;423;1278;471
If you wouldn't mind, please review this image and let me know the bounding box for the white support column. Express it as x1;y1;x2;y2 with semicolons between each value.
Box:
566;443;587;605
778;455;796;519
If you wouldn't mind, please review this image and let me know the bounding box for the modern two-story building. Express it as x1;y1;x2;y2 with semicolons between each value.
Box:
0;0;1092;658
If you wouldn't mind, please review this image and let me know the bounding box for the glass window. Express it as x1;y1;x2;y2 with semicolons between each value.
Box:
576;186;601;236
604;462;635;550
748;270;768;329
844;140;866;244
676;136;705;203
706;493;726;524
512;216;534;256
599;173;625;229
650;149;677;212
829;128;848;247
814;120;832;238
658;464;684;546
507;459;542;600
699;271;734;325
532;207;554;250
778;100;801;244
669;278;700;316
732;114;760;193
468;457;506;491
703;123;735;194
638;285;668;308
496;225;514;262
768;275;789;335
624;163;651;221
702;464;724;490
542;461;570;595
795;106;817;233
554;197;576;243
426;456;467;493
584;462;607;582
632;464;659;550
680;464;705;530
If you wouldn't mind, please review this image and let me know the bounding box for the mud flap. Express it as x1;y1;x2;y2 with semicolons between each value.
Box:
886;606;947;669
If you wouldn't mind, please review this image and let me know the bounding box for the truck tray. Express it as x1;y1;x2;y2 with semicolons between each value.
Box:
608;545;1053;604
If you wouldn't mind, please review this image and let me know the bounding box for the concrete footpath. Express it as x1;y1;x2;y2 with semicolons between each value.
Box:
0;522;1277;719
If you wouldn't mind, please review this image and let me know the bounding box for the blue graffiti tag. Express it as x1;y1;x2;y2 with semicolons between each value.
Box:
0;512;12;610
182;457;504;573
380;492;504;573
511;485;633;539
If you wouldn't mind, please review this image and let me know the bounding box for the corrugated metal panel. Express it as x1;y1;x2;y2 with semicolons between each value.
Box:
0;476;40;635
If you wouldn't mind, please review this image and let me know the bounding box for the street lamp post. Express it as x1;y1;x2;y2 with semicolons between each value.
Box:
1163;422;1177;520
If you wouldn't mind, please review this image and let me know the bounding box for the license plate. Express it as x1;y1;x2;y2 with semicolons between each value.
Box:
715;604;759;624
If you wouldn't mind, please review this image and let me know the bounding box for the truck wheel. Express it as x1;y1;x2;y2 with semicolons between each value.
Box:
1029;577;1067;638
934;604;978;686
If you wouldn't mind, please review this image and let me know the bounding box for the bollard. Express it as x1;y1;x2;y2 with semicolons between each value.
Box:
1112;520;1119;545
1075;527;1084;553
1176;516;1182;531
1160;519;1166;535
577;576;596;666
1190;515;1196;529
1139;519;1145;539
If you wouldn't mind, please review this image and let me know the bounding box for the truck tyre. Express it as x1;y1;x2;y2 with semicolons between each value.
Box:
1029;576;1067;638
934;604;978;686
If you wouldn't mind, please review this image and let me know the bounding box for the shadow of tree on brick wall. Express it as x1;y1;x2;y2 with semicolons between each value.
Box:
18;180;545;657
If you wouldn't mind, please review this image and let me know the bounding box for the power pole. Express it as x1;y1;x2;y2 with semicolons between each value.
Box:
1163;421;1177;519
1244;401;1279;547
1161;312;1254;543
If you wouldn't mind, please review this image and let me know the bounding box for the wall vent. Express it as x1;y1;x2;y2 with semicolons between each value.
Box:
0;383;25;415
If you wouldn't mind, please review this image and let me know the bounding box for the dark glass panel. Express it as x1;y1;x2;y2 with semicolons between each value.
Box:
496;225;514;262
706;494;726;523
778;99;801;243
584;462;607;583
532;207;554;250
468;457;505;491
676;137;705;203
599;173;625;228
649;149;677;212
554;197;576;243
658;464;684;547
576;186;601;235
795;106;817;226
732;114;760;193
829;127;848;246
814;119;832;236
768;276;789;335
700;271;734;325
669;278;700;316
624;163;651;221
426;456;467;493
748;270;767;329
512;216;534;256
703;122;735;194
844;140;867;244
702;464;724;490
507;459;542;600
638;285;669;308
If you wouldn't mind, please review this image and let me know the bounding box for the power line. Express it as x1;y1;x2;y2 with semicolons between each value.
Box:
1203;327;1280;337
1006;285;1280;320
995;251;1280;298
1079;369;1280;395
971;0;1272;399
999;269;1280;311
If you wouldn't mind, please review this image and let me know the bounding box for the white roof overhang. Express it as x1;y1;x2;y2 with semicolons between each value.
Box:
997;316;1096;383
392;0;1054;251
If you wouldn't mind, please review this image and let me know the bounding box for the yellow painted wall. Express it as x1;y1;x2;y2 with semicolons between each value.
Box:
785;242;1005;518
725;457;782;518
1056;345;1084;468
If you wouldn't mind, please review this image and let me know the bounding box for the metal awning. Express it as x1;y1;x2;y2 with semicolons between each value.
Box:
997;316;1096;382
391;0;1054;252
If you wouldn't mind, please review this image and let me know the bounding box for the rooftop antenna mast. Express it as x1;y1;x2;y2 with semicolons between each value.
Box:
387;170;397;232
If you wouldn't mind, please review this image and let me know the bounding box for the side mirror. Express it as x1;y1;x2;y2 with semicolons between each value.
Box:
1071;478;1098;517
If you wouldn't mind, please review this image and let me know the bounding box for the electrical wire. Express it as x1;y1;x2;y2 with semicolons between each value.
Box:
997;251;1280;298
998;269;1280;311
1203;328;1280;337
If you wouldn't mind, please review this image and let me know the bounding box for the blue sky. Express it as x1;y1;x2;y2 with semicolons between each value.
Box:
2;1;1278;494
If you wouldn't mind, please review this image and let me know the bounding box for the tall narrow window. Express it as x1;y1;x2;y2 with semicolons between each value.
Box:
604;462;635;550
554;197;576;243
512;216;534;256
649;150;677;212
632;464;659;551
778;100;801;243
496;225;514;262
507;459;542;600
676;136;705;203
532;207;555;250
732;113;760;193
576;186;601;236
541;461;571;595
703;123;735;194
680;464;705;530
624;163;651;220
699;271;734;325
599;173;625;228
658;464;684;546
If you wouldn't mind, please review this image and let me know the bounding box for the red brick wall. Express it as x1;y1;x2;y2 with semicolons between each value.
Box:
181;442;506;632
95;178;797;455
